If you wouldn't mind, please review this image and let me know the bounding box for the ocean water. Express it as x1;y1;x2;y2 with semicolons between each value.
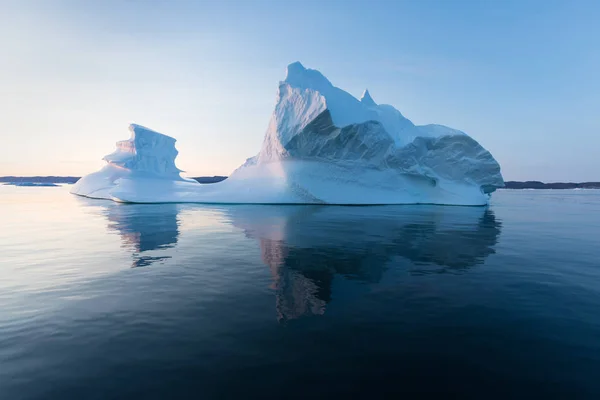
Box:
1;186;599;399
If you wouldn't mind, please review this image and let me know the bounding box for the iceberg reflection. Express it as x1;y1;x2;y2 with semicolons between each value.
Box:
226;205;502;321
104;203;181;268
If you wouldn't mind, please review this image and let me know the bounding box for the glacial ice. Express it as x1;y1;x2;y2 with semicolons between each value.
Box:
71;62;504;205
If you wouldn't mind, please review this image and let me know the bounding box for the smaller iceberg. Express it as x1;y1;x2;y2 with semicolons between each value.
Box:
71;124;199;202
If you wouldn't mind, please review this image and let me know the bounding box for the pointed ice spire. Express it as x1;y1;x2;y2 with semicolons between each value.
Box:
360;89;376;107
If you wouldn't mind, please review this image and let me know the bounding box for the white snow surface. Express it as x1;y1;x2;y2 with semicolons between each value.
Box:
71;62;504;205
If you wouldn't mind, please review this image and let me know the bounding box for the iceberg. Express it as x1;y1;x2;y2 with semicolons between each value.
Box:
72;62;504;205
71;124;199;201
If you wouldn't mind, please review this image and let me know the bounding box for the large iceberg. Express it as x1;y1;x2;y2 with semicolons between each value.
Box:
72;62;504;205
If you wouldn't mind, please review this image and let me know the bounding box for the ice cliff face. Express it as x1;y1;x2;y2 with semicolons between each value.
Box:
72;62;504;205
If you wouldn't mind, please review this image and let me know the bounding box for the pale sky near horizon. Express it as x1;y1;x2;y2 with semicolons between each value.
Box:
1;0;598;181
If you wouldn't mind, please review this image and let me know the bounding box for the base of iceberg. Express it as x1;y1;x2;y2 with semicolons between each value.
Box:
72;62;504;206
72;159;491;206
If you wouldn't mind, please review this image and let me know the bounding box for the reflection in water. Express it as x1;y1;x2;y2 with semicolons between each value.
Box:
76;196;501;320
227;206;502;321
104;203;181;268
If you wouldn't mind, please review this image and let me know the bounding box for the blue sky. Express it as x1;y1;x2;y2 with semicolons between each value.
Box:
1;0;598;181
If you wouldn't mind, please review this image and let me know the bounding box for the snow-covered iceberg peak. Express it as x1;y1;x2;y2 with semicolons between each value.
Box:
284;61;333;92
72;62;504;205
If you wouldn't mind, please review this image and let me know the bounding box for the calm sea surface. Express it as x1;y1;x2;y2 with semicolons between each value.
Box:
1;186;599;399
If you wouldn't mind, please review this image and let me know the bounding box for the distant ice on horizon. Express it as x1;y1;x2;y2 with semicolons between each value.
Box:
5;182;60;187
71;62;504;205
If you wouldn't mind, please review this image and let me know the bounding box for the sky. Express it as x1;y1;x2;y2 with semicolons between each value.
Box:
0;0;598;181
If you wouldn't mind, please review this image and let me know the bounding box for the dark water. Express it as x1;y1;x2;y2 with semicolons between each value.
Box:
1;187;599;399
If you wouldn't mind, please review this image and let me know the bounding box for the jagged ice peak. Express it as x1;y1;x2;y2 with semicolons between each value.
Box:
360;89;376;106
